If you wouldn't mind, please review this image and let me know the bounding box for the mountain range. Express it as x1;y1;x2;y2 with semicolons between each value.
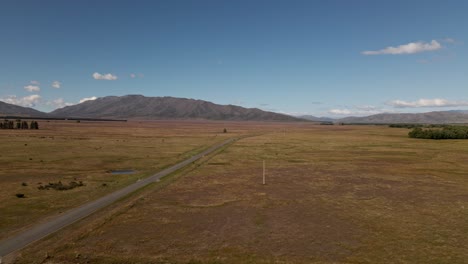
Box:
49;95;302;121
0;95;301;121
338;111;468;124
2;95;468;124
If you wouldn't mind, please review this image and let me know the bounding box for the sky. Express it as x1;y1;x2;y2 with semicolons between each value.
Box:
0;0;467;117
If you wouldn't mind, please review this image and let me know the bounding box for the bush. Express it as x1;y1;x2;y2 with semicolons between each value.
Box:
16;193;25;198
409;126;468;139
37;181;85;191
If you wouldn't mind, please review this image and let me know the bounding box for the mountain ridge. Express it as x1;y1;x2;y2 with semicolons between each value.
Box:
3;96;468;123
338;111;468;124
50;95;303;121
0;101;47;117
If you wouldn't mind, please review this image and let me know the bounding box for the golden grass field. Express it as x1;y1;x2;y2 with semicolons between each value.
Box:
0;120;244;240
3;122;468;263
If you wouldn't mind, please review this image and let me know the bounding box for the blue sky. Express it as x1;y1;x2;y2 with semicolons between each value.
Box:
1;0;467;117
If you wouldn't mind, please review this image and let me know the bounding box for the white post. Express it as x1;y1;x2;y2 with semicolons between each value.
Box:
263;160;266;185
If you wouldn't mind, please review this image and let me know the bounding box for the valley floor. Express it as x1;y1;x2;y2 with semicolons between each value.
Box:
2;122;468;263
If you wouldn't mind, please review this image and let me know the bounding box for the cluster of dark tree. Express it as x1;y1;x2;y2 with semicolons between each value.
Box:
320;121;334;125
37;181;84;191
0;120;39;129
389;124;424;128
408;126;468;139
389;124;456;129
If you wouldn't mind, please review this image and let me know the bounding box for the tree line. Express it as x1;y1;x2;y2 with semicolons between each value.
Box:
0;120;39;129
408;126;468;139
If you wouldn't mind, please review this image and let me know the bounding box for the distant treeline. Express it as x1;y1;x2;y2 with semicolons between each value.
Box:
388;124;459;129
320;121;334;125
0;116;127;122
408;126;468;139
0;120;39;129
389;124;424;128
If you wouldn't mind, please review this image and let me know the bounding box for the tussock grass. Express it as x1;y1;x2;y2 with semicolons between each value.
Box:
12;124;468;263
0;120;242;239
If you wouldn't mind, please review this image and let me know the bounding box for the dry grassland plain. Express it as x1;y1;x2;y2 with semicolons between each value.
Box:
4;122;468;263
0;120;247;240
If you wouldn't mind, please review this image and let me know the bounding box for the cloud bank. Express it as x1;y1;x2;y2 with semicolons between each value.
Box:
47;98;72;108
327;105;393;116
1;94;41;107
328;109;352;115
93;72;117;80
387;98;468;108
362;40;442;55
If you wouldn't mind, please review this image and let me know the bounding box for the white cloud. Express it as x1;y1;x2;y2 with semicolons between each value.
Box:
387;98;468;108
362;40;442;55
328;109;353;115
1;94;41;107
79;96;97;103
130;73;136;78
92;72;117;80
327;105;393;116
24;85;40;92
30;80;40;85
356;105;378;111
51;81;61;89
281;111;321;116
46;98;72;108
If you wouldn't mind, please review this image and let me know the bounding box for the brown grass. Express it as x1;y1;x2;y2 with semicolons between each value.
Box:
0;120;261;240
8;124;468;263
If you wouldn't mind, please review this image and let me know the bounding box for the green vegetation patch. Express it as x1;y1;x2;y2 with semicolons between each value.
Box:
409;125;468;139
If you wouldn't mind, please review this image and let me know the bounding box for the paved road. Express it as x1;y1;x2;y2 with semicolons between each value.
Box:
0;138;236;258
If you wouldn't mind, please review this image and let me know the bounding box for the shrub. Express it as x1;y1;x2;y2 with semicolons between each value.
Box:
16;193;25;198
409;126;468;139
37;181;85;191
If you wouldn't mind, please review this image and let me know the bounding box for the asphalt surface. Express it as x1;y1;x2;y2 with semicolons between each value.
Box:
0;138;236;258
